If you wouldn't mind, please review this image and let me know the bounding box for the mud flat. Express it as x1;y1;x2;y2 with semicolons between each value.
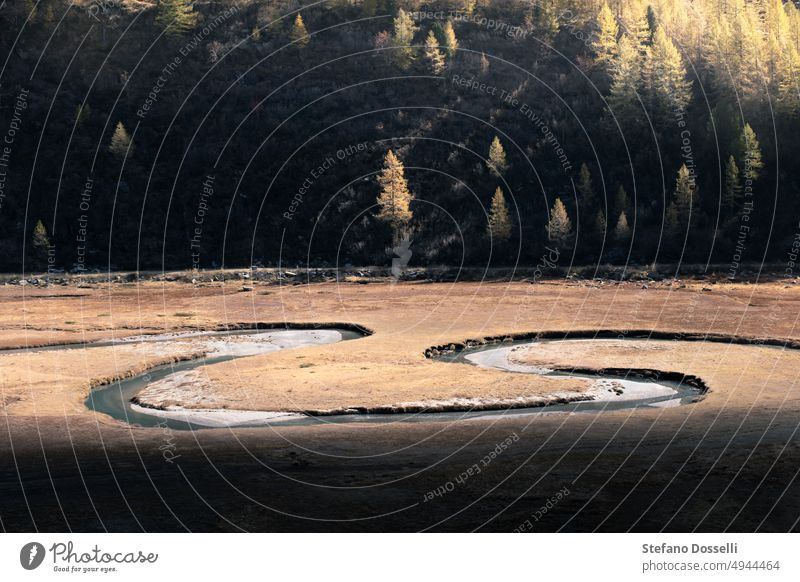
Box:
2;280;800;532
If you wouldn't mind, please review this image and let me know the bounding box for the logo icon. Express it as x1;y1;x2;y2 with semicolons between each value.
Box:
20;542;45;570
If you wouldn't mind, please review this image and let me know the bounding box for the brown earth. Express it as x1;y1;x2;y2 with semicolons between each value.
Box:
1;278;799;532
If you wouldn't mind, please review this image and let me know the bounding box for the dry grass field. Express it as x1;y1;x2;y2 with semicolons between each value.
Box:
1;277;799;532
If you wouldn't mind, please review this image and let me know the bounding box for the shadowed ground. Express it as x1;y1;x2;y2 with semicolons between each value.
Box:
1;278;799;531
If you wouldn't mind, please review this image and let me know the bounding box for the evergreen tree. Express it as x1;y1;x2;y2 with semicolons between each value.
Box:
486;187;512;242
424;30;445;74
479;52;490;75
376;150;414;237
441;21;458;58
593;2;619;68
673;164;698;226
109;122;132;159
393;9;418;68
608;34;642;122
723;155;742;213
614;211;631;241
645;27;692;115
290;14;310;48
577;163;595;209
738;123;764;181
487;136;508;176
155;0;198;36
547;198;573;244
614;184;629;219
32;220;51;268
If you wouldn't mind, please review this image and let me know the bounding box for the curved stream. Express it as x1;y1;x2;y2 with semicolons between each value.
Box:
73;330;706;430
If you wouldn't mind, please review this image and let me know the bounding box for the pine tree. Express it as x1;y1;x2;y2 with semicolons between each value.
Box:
577;163;595;209
738;123;764;181
441;21;458;58
609;34;642;122
155;0;198;36
487;187;512;242
479;52;490;75
393;9;418;68
723;155;742;213
290;14;309;48
32;219;51;268
376;150;414;236
424;30;445;74
673;164;697;226
645;27;692;114
593;2;619;68
614;211;631;241
547;198;573;244
109;121;132;159
487;136;508;176
614;184;629;219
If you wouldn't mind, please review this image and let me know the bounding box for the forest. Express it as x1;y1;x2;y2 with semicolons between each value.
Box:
0;0;798;272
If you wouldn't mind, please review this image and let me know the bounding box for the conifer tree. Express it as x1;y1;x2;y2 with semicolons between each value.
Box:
486;187;512;242
109;122;132;159
393;9;418;67
156;0;198;36
614;184;629;219
673;164;697;226
487;136;508;176
376;150;414;237
32;220;51;268
479;52;490;75
424;30;445;74
441;21;458;58
547;198;573;244
645;27;692;114
738;123;764;181
593;2;619;68
577;163;595;209
609;35;642;122
614;211;631;241
290;14;309;48
723;155;742;213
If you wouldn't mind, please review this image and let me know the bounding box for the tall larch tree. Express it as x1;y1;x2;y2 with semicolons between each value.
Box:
547;198;573;245
723;155;742;214
645;27;692;115
376;150;414;238
156;0;198;36
487;136;508;176
614;184;630;220
614;211;631;241
486;187;511;242
109;122;132;159
738;123;764;181
673;164;697;227
593;2;619;69
393;9;418;68
441;21;458;58
290;14;310;48
424;30;445;74
32;219;51;268
577;163;595;210
608;34;642;123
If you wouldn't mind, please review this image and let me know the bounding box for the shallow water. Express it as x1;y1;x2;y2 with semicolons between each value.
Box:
81;333;704;430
